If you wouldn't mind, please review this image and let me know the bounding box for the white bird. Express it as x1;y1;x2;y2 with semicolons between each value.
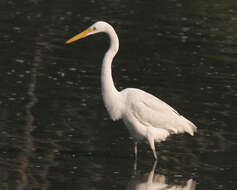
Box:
66;21;197;160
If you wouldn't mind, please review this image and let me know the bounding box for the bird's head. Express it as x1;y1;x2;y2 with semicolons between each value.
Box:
65;21;108;44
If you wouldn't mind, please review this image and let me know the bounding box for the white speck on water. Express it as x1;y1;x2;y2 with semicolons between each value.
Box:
8;97;16;101
15;59;24;63
69;67;77;71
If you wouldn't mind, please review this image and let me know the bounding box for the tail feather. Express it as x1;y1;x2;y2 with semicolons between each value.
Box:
166;116;197;136
150;115;197;141
180;116;197;136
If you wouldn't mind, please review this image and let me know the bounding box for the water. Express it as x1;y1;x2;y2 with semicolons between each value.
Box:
0;0;237;189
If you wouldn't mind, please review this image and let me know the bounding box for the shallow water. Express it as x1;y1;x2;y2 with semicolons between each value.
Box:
0;0;237;189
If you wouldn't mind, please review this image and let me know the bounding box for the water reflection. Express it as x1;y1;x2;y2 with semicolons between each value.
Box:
17;47;40;190
128;161;196;190
16;41;56;190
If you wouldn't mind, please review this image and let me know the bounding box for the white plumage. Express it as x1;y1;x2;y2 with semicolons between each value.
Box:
66;21;197;159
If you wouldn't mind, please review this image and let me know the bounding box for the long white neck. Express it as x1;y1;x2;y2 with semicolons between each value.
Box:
101;24;121;121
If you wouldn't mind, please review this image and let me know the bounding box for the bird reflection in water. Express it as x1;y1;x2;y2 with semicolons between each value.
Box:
128;161;196;190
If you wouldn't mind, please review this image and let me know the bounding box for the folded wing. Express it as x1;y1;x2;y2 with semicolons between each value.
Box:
125;88;197;136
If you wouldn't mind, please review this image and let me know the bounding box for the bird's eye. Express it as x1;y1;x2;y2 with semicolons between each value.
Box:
93;27;96;30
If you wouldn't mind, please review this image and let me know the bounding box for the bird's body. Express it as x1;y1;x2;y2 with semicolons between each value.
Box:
66;21;197;159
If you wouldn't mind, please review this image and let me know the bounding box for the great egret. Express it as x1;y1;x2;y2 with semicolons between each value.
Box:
66;21;197;159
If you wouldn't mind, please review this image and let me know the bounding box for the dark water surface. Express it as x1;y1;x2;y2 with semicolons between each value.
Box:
0;0;237;189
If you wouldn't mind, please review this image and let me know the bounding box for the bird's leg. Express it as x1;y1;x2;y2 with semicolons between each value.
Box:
148;137;157;160
133;142;138;172
147;160;157;183
133;157;137;173
134;141;138;159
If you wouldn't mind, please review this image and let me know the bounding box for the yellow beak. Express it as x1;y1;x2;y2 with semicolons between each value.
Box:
65;28;94;44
